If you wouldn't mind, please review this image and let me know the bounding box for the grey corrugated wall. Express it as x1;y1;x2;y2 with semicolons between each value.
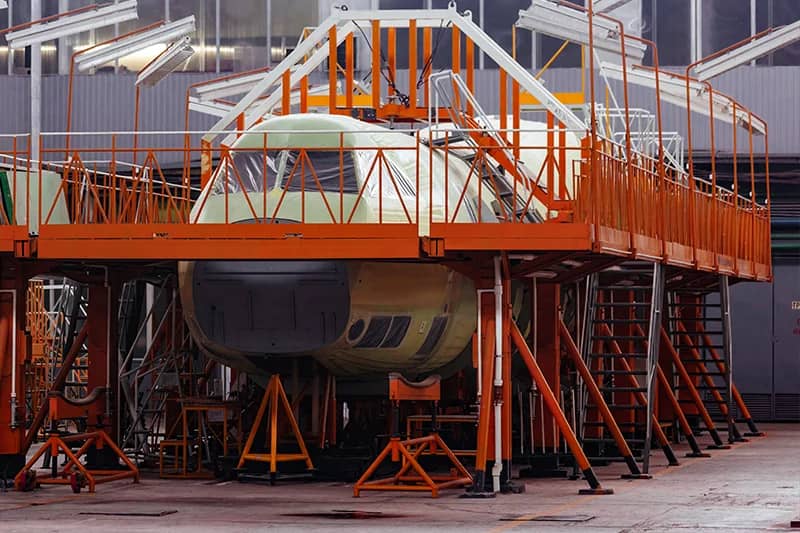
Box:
0;66;797;158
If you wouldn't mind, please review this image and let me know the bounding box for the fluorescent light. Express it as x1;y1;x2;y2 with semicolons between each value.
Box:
194;70;271;102
5;1;138;49
0;1;8;10
136;36;194;87
593;0;634;13
516;0;646;63
599;61;766;135
694;19;800;81
76;15;195;72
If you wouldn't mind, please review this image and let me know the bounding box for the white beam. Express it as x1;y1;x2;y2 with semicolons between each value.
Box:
202;14;342;143
5;0;138;49
454;8;586;131
694;19;800;80
194;70;273;102
600;62;766;134
593;0;634;14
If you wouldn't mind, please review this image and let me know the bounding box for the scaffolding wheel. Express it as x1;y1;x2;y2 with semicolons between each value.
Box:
15;469;37;492
70;472;86;494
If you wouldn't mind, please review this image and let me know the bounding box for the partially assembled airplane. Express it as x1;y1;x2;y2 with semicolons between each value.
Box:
179;113;580;378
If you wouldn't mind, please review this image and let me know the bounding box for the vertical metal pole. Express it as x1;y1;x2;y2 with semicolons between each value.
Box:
58;0;70;75
749;0;756;65
266;0;272;67
478;0;484;69
113;0;119;73
643;263;663;474
7;0;13;75
720;275;735;443
492;256;503;493
31;0;41;163
215;0;221;73
165;0;170;21
689;0;698;63
573;273;597;479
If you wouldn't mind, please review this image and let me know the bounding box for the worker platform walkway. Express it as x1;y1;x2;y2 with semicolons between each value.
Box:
0;129;771;284
0;4;772;283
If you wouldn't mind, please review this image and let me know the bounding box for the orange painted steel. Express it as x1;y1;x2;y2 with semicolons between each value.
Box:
14;429;139;493
160;400;241;479
596;323;678;463
559;318;643;476
237;374;313;476
354;374;472;498
696;325;762;435
0;15;772;283
674;321;739;429
473;299;495;485
20;126;770;281
511;320;610;493
626;322;705;457
353;433;473;498
659;326;726;447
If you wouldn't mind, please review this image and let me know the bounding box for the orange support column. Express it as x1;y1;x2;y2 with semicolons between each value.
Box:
0;268;27;475
467;291;495;496
501;271;516;491
533;283;561;453
86;281;119;438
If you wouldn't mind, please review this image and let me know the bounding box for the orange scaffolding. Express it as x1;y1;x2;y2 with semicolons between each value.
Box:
0;6;772;492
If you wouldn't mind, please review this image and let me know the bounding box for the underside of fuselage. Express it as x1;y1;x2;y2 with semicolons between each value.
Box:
178;258;480;379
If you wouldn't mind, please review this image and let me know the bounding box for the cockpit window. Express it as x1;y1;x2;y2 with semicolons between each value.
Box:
212;149;360;195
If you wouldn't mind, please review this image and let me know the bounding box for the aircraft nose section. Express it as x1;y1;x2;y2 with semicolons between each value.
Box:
190;260;350;354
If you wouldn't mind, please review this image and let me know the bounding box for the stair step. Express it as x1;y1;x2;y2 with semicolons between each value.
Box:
592;335;646;340
591;353;648;358
672;344;724;349
593;319;650;324
599;387;647;393
666;303;720;307
591;370;648;376
668;317;723;322
596;302;651;307
584;438;647;444
583;421;643;428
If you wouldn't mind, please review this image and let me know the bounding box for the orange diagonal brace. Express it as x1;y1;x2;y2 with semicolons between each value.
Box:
597;323;678;465
659;327;725;447
696;324;762;435
559;319;642;476
511;321;610;493
623;323;706;457
675;322;733;419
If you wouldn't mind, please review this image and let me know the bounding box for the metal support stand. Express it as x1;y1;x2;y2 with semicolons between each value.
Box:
354;373;472;498
237;374;314;483
14;429;138;493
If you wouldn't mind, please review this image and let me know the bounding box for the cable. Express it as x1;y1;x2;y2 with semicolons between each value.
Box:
416;19;450;91
353;21;410;108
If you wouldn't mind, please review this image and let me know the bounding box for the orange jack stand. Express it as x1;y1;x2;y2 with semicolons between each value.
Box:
14;430;139;493
353;373;473;498
237;374;314;480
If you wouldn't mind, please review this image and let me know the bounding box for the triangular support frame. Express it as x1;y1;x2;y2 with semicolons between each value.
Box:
237;374;314;477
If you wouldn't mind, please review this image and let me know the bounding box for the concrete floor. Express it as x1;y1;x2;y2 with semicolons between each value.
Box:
1;423;798;532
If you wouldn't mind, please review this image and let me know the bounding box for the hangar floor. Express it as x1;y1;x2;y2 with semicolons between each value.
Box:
1;424;798;532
